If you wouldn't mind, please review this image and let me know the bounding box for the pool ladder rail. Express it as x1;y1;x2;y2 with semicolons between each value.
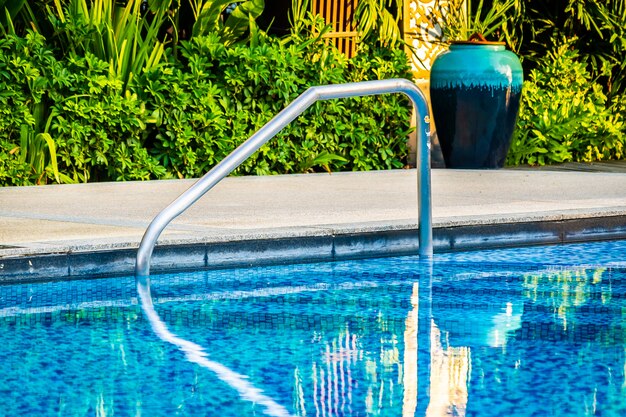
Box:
135;78;433;278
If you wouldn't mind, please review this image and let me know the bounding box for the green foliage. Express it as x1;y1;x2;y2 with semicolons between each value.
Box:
47;53;165;182
44;0;170;88
0;0;26;27
0;31;164;186
509;0;626;100
190;0;264;45
426;0;518;43
0;3;413;186
354;0;403;47
507;41;625;166
289;0;404;48
136;33;413;177
0;31;58;185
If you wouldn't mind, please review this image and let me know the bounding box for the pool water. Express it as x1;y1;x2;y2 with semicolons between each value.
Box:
1;240;625;416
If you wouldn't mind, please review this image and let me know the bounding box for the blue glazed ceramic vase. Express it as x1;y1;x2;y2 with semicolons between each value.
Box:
430;41;523;168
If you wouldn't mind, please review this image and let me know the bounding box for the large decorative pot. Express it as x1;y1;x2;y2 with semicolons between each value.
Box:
430;40;523;169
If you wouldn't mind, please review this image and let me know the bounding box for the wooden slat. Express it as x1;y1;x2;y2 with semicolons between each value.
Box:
349;0;357;57
311;0;360;58
321;31;359;39
338;0;345;53
338;0;345;28
325;0;332;26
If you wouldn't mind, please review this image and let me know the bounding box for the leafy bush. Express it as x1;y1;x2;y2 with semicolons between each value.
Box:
190;0;265;45
42;0;171;89
0;31;56;185
507;41;625;166
504;0;626;101
0;31;164;186
135;33;413;177
47;53;165;182
0;5;414;186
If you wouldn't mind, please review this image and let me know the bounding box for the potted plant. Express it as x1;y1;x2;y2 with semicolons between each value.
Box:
427;0;523;169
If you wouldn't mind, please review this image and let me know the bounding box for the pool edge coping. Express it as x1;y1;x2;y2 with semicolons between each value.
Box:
2;214;626;282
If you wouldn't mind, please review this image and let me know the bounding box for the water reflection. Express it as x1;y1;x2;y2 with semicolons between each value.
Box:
285;281;423;417
136;263;625;416
1;259;624;416
136;275;296;417
291;265;624;416
426;322;470;417
424;265;625;417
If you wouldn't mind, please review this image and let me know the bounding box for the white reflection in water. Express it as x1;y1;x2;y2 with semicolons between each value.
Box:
137;277;295;417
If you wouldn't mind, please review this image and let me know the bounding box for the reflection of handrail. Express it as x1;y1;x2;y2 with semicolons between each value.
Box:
135;79;432;278
136;276;295;417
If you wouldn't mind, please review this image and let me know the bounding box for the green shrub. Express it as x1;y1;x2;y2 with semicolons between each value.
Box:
136;33;413;178
1;23;413;185
0;31;56;185
47;53;165;182
0;31;165;185
346;44;414;169
506;0;626;101
507;41;625;166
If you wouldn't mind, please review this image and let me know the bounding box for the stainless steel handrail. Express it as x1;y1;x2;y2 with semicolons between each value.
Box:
135;78;432;278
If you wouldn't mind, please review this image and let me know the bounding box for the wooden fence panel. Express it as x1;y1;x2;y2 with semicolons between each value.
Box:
312;0;359;58
310;0;447;77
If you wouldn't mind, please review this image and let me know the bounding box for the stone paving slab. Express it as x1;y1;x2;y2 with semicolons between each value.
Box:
1;169;626;279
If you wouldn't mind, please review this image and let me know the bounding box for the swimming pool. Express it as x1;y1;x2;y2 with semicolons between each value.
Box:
1;240;625;416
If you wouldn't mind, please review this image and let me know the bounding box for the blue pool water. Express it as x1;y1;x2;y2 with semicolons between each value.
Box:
1;240;625;416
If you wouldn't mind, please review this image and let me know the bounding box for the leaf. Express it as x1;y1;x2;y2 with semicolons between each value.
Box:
298;151;348;173
226;0;264;38
39;132;61;183
0;0;26;27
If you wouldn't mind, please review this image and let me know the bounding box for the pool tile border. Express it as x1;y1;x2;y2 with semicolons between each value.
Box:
1;215;625;282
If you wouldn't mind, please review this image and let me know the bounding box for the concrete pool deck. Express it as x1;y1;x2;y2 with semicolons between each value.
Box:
1;168;626;280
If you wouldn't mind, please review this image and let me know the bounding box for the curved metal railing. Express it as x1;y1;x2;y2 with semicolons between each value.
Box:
136;78;432;278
